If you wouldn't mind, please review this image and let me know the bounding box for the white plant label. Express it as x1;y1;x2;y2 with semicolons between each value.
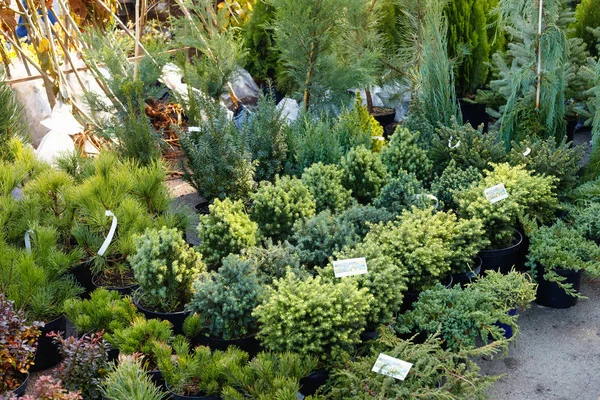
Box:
413;193;440;210
372;353;413;381
188;126;202;132
448;135;461;149
24;229;33;253
333;257;368;278
523;147;531;156
484;183;509;204
98;210;117;256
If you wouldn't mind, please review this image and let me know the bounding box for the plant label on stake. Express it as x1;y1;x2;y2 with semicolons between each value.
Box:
484;183;509;204
98;210;117;256
333;257;368;278
24;229;33;253
372;353;413;381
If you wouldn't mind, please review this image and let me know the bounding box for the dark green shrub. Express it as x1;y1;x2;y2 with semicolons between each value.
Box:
572;0;600;57
373;171;427;215
242;239;306;285
430;159;482;210
188;255;265;340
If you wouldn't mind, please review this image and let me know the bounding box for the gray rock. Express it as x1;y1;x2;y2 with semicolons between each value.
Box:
221;68;261;110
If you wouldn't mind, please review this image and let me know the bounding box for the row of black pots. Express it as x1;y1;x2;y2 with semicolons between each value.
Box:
477;229;582;309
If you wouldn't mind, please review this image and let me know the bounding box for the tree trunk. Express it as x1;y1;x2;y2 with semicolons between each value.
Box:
304;42;316;112
365;88;374;113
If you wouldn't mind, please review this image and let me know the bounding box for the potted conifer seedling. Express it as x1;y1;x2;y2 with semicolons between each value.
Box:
129;227;205;333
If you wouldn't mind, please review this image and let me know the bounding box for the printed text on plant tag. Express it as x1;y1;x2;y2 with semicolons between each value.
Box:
371;353;413;381
333;257;368;278
484;183;509;204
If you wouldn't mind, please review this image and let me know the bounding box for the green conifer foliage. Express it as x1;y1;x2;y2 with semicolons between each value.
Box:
481;0;569;146
445;0;491;96
0;80;26;155
572;0;600;57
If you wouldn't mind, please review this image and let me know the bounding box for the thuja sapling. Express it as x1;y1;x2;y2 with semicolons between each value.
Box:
197;198;259;265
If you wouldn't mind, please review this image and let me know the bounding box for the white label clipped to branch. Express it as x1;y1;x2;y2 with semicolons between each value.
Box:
188;127;201;133
372;353;413;381
484;183;509;204
24;229;33;253
523;147;531;156
333;257;368;278
98;210;117;256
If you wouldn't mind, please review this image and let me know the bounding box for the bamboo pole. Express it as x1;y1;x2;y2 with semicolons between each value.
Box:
535;0;543;110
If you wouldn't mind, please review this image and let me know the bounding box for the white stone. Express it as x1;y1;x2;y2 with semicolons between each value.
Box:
276;97;300;123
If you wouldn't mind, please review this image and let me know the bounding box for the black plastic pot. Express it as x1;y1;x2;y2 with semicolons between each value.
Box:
31;315;65;372
360;330;380;342
11;373;29;397
514;229;530;272
478;231;523;274
71;261;94;298
459;99;489;133
451;256;482;287
166;382;221;400
566;117;578;143
193;333;262;357
134;294;190;334
401;275;453;312
92;273;139;296
195;200;210;215
494;309;518;339
299;370;330;397
371;107;396;132
148;369;164;388
535;268;583;309
107;348;119;364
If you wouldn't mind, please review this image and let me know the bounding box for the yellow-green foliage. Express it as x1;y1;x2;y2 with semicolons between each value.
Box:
362;207;488;291
250;175;316;241
253;273;372;366
198;198;259;265
319;239;408;327
456;163;559;248
301;162;353;213
381;126;432;181
130;227;205;312
340;146;388;204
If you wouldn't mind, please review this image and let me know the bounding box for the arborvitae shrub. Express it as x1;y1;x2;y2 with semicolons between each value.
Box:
197;198;259;265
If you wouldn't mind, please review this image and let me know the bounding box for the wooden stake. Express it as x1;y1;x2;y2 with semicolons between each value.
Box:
535;0;543;110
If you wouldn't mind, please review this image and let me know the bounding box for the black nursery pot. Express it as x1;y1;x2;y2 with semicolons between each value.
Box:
493;309;518;339
451;256;482;287
401;275;453;312
195;200;210;215
459;99;489;133
71;261;95;298
166;383;221;400
92;273;139;296
479;231;523;274
299;370;330;397
536;267;583;309
31;315;66;372
11;373;29;397
193;333;262;357
134;295;190;335
371;106;396;132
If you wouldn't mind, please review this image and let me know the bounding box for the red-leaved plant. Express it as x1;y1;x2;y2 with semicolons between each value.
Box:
3;375;82;400
0;293;43;392
48;331;108;400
